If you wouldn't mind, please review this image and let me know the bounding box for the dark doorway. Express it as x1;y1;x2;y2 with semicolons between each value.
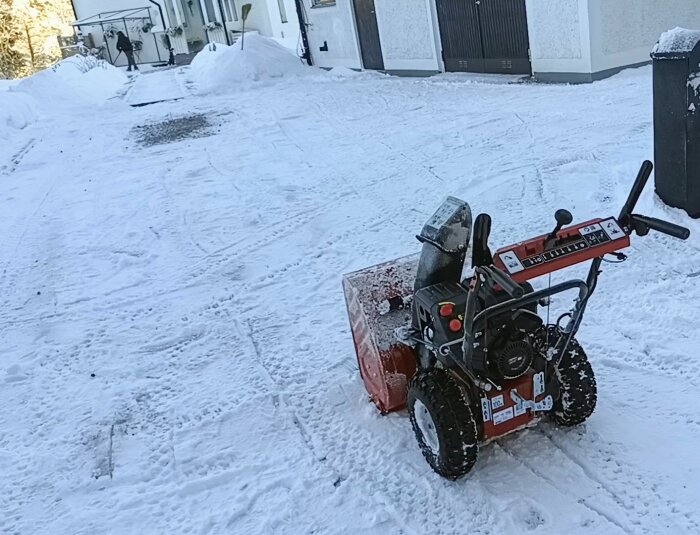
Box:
352;0;384;70
435;0;531;75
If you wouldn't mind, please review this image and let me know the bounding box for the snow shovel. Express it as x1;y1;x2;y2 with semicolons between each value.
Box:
240;4;252;50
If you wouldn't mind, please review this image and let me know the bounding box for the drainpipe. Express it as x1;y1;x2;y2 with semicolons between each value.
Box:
294;0;312;66
148;0;167;30
148;0;175;64
215;0;232;45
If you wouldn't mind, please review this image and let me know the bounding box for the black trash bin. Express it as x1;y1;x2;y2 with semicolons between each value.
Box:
652;28;700;217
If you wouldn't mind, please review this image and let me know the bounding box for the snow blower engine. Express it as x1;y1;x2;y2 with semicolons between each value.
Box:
342;161;689;479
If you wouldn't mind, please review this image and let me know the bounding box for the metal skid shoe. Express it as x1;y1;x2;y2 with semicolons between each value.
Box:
512;371;553;413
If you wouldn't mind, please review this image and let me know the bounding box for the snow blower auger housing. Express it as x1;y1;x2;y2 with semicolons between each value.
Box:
342;161;690;479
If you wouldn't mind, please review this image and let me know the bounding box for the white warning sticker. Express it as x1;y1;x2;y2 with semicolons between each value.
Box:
491;394;505;410
481;397;492;422
533;372;545;397
514;402;527;417
580;223;603;236
493;407;515;426
498;251;525;274
600;218;625;240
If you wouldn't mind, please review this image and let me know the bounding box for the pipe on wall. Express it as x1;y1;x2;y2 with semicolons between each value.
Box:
294;0;312;66
215;0;232;45
148;0;168;30
148;0;175;64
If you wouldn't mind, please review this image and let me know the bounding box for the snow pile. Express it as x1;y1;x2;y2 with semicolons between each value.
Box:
326;66;364;78
316;66;389;84
192;34;314;93
1;57;127;145
13;57;128;116
0;84;39;143
0;91;37;137
652;27;700;55
189;42;231;83
0;79;19;91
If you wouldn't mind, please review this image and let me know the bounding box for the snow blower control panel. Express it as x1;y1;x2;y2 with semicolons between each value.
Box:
494;217;630;283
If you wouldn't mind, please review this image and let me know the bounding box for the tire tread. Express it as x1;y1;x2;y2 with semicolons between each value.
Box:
552;339;597;426
408;368;479;479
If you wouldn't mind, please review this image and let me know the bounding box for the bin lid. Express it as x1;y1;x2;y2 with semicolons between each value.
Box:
652;27;700;59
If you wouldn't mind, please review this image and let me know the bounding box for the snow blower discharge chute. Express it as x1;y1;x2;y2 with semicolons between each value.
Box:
342;161;690;479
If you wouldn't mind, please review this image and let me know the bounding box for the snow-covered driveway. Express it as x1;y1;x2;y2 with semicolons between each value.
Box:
2;66;700;535
124;68;191;106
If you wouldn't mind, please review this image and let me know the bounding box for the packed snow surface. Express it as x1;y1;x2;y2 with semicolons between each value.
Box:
2;61;700;535
652;26;700;55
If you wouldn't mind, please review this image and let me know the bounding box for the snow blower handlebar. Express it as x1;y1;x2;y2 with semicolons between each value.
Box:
460;160;690;373
551;160;690;367
619;160;690;240
479;265;524;299
629;214;690;240
619;160;653;224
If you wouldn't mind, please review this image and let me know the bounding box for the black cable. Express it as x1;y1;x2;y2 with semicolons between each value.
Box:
545;273;552;349
601;252;628;264
555;313;571;331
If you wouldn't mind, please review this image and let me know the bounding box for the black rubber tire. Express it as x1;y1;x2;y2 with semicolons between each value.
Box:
552;339;597;426
407;368;478;480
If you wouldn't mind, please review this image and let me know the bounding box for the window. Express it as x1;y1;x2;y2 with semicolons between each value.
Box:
277;0;288;23
164;0;180;27
202;0;216;22
311;0;335;7
222;0;238;21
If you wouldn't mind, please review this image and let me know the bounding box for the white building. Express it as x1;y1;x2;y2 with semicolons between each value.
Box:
301;0;700;82
71;0;300;67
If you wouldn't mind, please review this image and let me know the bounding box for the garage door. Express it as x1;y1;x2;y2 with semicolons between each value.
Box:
435;0;531;75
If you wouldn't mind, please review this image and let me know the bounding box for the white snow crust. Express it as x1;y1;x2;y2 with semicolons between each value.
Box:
652;27;700;55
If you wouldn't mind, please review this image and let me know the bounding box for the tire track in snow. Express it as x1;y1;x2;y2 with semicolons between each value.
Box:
499;424;699;534
245;312;505;535
544;429;700;534
496;440;633;535
203;88;572;533
0;137;37;176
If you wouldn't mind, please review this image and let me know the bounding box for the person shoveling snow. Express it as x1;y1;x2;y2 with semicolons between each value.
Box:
116;31;139;72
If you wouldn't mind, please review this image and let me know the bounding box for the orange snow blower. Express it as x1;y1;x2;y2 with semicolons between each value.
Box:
342;161;689;479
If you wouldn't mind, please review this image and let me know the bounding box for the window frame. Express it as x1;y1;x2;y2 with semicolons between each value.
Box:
277;0;288;23
201;0;217;23
222;0;239;22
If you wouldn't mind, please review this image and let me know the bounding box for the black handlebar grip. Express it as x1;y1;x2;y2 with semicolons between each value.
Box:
486;266;525;299
632;214;690;240
472;213;494;267
619;160;654;221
